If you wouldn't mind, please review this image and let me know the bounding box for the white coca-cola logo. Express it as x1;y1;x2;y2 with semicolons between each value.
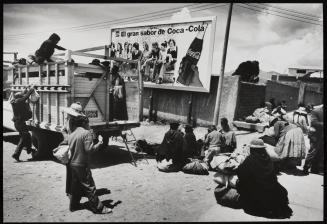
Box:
187;49;200;60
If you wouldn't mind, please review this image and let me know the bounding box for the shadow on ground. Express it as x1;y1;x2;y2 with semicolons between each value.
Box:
281;167;307;176
3;135;20;145
89;145;155;169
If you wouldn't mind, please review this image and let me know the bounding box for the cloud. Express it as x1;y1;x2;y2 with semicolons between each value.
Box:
255;3;323;38
256;29;323;73
171;7;192;20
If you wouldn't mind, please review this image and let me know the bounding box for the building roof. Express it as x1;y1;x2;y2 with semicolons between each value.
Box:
288;66;323;71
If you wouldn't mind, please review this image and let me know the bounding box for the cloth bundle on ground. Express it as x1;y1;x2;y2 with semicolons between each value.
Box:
214;184;241;209
210;149;249;174
182;158;209;175
245;102;273;125
157;159;180;173
245;108;271;124
211;145;250;188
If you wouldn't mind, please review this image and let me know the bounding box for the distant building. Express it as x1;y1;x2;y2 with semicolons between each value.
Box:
288;66;323;78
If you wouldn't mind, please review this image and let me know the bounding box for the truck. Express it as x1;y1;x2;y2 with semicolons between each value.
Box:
3;46;144;164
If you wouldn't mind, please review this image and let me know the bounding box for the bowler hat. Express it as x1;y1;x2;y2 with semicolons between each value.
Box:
170;122;180;130
249;138;266;149
62;102;85;117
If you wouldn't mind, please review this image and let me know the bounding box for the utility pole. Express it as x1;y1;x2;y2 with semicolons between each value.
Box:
213;3;233;125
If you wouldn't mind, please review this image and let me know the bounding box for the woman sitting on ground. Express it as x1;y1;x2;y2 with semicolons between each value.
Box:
157;122;184;172
203;125;224;167
236;138;292;218
182;125;198;162
272;115;306;171
219;118;237;153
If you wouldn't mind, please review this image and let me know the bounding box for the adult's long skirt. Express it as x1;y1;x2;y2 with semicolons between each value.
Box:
274;127;306;166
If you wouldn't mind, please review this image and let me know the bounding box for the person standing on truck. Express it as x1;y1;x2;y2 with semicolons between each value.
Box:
111;65;128;121
34;33;66;64
10;85;36;162
63;103;112;214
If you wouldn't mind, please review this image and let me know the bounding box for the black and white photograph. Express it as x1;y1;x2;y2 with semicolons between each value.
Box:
3;2;324;222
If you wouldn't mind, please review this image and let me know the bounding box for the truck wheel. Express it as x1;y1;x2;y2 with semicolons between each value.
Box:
31;128;63;160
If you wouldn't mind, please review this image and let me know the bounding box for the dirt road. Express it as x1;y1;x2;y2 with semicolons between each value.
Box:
2;123;324;222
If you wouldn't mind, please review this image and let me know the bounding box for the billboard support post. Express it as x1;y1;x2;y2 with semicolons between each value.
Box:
213;3;233;125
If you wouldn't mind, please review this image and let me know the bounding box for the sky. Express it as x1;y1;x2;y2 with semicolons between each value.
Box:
3;3;324;74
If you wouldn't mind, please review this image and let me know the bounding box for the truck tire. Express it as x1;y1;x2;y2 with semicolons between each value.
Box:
31;128;63;160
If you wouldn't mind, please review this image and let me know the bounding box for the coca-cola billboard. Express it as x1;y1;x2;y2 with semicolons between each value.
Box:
110;16;216;93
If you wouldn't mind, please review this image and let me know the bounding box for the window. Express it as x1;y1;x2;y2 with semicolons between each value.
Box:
296;69;306;74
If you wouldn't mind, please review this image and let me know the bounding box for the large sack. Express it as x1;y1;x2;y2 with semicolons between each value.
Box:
210;155;229;171
214;184;241;209
53;144;70;164
210;155;239;174
182;159;209;175
213;172;238;188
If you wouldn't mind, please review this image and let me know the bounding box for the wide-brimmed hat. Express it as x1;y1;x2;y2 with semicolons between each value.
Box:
249;138;266;149
62;102;85;117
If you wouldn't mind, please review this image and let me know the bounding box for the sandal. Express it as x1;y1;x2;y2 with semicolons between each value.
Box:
101;206;112;214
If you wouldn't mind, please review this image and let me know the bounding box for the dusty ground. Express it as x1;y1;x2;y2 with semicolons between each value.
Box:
2;122;324;222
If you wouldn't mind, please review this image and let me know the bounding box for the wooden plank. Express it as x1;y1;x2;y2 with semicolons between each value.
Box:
65;51;73;106
92;96;104;118
13;61;65;69
3;51;18;55
71;51;107;59
26;66;29;85
54;45;107;56
3;132;20;137
232;121;266;133
81;71;107;108
74;66;104;74
55;63;60;125
40;91;43;122
138;61;143;122
105;45;109;58
75;93;90;97
71;51;138;64
47;64;51;123
18;67;22;85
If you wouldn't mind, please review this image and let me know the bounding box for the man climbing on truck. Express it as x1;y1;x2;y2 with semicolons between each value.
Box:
10;84;36;162
33;33;66;64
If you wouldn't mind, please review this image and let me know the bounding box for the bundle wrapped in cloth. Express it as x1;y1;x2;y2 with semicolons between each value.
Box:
211;145;250;188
